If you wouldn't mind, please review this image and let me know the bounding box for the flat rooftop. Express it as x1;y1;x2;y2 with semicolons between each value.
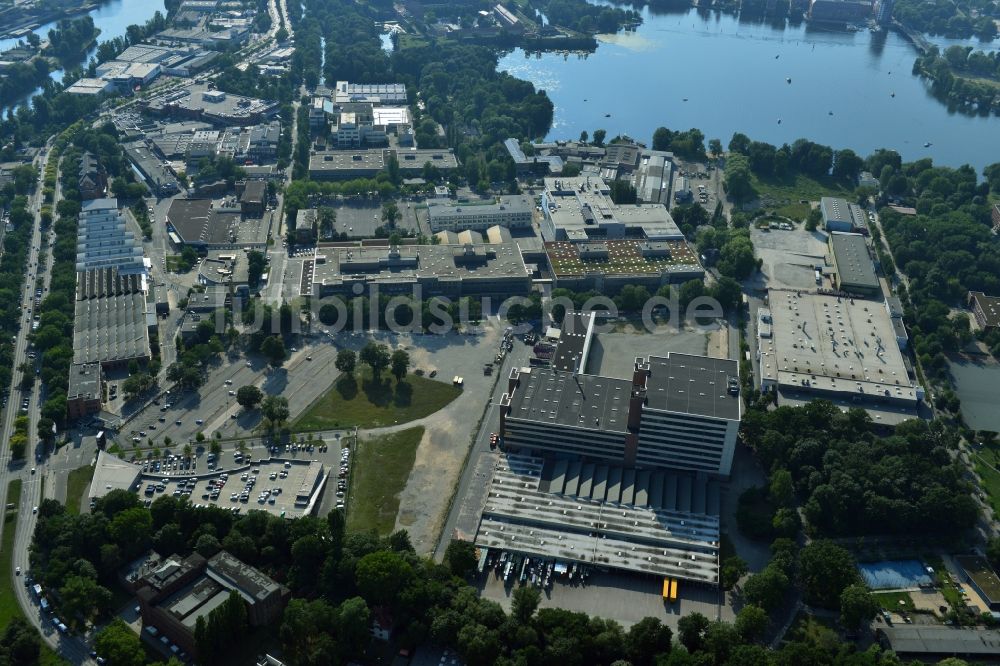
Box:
428;195;533;221
166;199;243;245
759;289;918;405
88;451;142;501
550;312;595;372
309;150;385;174
505;367;633;434
68;363;101;400
642;354;741;421
880;625;1000;657
830;232;879;292
957;555;1000;603
545;239;701;277
146;83;279;123
543;176;683;241
971;291;1000;328
475;455;719;584
312;243;530;288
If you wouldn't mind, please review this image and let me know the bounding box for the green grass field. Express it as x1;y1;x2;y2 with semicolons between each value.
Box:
346;427;424;535
65;465;95;514
873;591;915;613
294;369;461;431
751;172;852;220
0;480;22;629
974;454;1000;516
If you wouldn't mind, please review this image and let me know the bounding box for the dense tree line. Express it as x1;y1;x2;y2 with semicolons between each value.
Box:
872;151;1000;372
652;127;706;160
914;46;1000;114
46;17;100;61
536;0;641;34
895;0;998;40
93;11;169;64
316;295;484;332
741;401;978;537
32;490;938;666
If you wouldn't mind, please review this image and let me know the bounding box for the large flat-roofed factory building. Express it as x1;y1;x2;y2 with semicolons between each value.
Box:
477;313;733;587
498;313;742;478
829;231;881;296
757;289;921;424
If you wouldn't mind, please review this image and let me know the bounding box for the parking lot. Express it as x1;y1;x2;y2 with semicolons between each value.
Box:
477;566;724;629
327;201;422;238
135;453;328;519
748;225;830;292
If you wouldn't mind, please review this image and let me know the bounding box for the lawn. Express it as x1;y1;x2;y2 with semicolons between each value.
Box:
0;480;22;628
974;454;1000;516
873;591;915;612
294;369;461;431
65;464;95;514
346;427;423;536
750;172;852;221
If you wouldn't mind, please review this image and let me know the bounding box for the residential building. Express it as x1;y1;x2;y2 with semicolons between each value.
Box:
136;551;289;659
78;152;106;200
428;196;533;233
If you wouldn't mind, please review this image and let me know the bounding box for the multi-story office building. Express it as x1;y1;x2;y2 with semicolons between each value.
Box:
428;196;533;233
498;346;742;477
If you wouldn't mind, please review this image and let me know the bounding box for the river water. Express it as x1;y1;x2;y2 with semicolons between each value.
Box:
499;7;1000;171
1;0;165;109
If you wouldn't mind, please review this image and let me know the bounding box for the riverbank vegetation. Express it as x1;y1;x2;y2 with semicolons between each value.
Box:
914;45;1000;114
895;0;998;41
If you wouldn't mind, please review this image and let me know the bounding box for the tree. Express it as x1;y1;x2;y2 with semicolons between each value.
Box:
381;201;400;229
652;126;672;151
247;250;266;288
94;618;145;666
709;138;723;157
840;583;879;631
261;395;290;427
337;597;371;658
511;585;541;623
799;541;860;608
60;575;112;627
335;349;356;376
444;539;477;577
359;341;390;379
769;469;794;507
210;440;222;456
677;612;710;652
724;153;756;204
236;385;264;410
579;130;589;143
355;550;412;606
592;129;607;147
261;335;286;367
625;617;672;666
318;206;336;239
735;605;769;643
390;349;409;382
721;555;749;590
742;564;789;612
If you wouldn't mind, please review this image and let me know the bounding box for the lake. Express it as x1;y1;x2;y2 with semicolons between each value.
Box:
499;7;1000;171
1;0;165;109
